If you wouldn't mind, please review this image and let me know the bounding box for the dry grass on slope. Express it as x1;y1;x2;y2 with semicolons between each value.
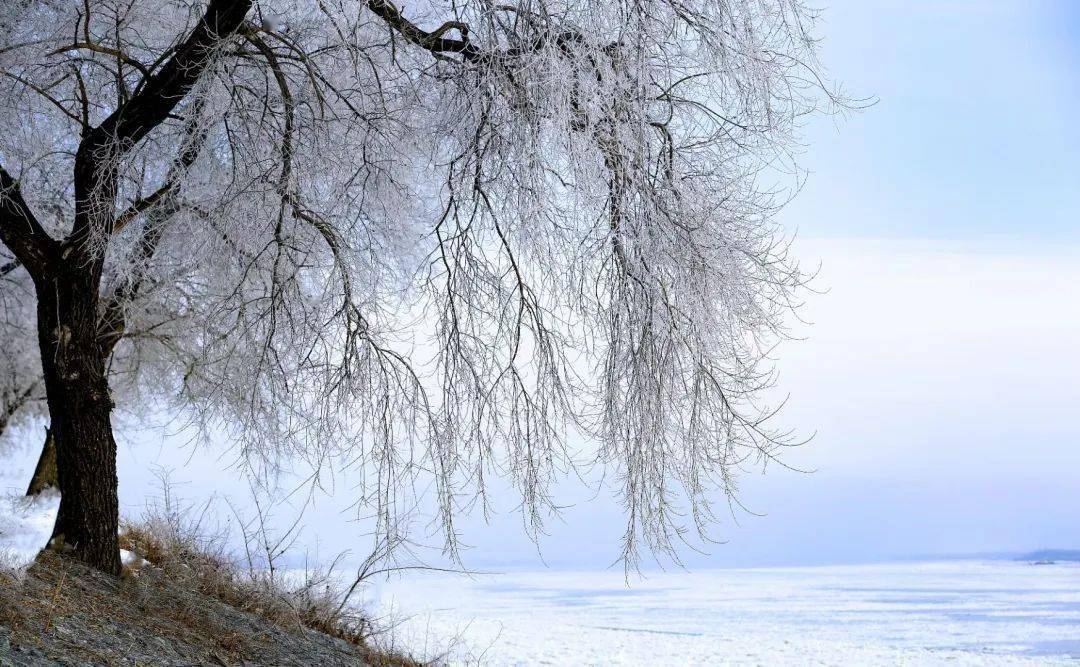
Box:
117;520;420;667
0;491;426;666
0;549;421;666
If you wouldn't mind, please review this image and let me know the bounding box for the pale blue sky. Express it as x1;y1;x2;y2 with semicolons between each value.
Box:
3;1;1077;570
789;0;1080;241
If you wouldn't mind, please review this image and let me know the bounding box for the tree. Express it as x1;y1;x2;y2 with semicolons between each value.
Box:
0;0;837;574
0;253;55;494
0;262;44;452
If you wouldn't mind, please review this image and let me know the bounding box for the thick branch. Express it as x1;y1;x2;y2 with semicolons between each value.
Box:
0;259;22;278
366;0;594;67
111;183;174;235
70;0;253;250
366;0;480;60
90;0;252;150
0;165;57;277
98;96;210;354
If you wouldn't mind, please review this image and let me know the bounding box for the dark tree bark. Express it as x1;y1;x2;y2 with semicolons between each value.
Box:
25;426;58;496
0;0;253;575
35;267;121;574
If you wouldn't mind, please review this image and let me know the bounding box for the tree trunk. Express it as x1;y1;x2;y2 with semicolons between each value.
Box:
25;426;58;495
35;271;121;576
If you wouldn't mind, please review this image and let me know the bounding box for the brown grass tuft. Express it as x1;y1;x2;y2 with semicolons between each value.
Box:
115;489;423;667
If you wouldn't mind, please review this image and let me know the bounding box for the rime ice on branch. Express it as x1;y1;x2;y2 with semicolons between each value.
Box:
0;0;839;572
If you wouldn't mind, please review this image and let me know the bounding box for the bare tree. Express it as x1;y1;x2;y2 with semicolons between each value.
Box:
0;250;53;493
0;0;838;574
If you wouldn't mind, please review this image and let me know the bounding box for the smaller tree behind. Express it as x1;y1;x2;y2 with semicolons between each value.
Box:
0;262;49;492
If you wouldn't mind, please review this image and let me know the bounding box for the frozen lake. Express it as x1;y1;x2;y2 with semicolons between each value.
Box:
374;560;1080;665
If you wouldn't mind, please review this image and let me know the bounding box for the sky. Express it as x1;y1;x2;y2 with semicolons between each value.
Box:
789;0;1080;242
3;1;1079;570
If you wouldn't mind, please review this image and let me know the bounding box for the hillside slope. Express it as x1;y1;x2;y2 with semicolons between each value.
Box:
0;551;400;666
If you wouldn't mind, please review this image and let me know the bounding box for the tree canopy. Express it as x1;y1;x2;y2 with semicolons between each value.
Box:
0;0;837;571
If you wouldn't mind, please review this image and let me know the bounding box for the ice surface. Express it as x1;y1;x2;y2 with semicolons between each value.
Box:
0;490;59;572
375;560;1080;665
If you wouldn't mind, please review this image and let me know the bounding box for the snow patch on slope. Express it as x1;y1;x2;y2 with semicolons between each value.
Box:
120;548;149;569
0;490;59;573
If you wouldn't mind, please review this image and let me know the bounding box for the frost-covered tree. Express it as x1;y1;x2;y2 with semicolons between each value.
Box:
0;263;44;450
0;0;837;574
2;248;59;494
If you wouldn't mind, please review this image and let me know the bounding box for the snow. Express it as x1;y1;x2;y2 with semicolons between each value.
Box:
374;560;1080;665
0;486;150;573
0;490;59;573
120;548;149;569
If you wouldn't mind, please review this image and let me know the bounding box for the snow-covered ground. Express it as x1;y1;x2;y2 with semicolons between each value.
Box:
374;560;1080;665
0;491;59;572
0;491;147;572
